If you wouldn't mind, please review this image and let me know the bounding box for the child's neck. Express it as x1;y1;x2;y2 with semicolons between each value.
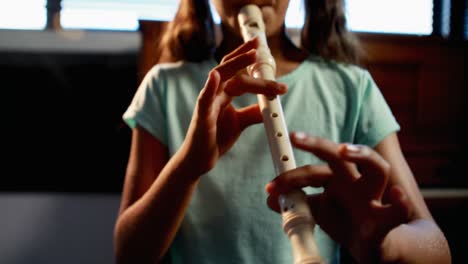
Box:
215;25;309;78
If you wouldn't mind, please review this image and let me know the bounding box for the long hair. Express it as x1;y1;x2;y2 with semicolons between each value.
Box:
157;0;361;64
301;0;362;64
158;0;215;62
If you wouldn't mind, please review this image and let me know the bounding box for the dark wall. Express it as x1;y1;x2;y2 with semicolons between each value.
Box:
2;51;138;193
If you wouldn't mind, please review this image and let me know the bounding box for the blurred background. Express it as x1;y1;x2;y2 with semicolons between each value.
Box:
0;0;467;263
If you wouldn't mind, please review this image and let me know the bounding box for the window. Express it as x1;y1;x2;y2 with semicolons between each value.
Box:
61;0;179;31
0;0;445;36
346;0;433;35
60;0;305;30
59;0;434;35
0;0;47;30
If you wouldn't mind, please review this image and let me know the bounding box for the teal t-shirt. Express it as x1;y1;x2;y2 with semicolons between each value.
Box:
123;55;400;264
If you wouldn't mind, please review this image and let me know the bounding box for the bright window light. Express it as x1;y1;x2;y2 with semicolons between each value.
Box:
61;9;138;30
0;0;47;30
61;0;179;30
285;0;305;28
61;1;179;30
0;0;433;35
346;0;433;35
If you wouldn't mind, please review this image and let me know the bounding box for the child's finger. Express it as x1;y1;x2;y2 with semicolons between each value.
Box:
265;165;332;195
290;132;360;184
266;193;282;213
377;185;411;233
265;165;331;213
305;193;322;218
197;70;221;114
224;74;287;97
385;185;411;221
236;104;263;129
339;144;390;200
306;193;348;244
267;192;324;214
220;37;259;63
215;49;257;82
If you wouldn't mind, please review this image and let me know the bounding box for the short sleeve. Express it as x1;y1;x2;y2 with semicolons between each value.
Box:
354;70;400;147
122;66;168;145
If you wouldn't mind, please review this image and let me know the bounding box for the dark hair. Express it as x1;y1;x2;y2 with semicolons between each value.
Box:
159;0;216;62
301;0;362;64
158;0;361;64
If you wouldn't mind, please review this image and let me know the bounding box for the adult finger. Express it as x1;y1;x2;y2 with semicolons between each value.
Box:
290;132;360;183
339;143;390;200
220;37;259;63
224;74;287;97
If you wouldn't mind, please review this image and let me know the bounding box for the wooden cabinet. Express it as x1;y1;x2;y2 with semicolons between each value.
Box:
358;33;467;188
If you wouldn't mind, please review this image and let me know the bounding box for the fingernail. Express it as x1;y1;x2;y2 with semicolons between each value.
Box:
344;144;369;156
250;36;260;44
275;83;287;94
279;83;288;92
268;82;286;92
293;132;308;141
247;49;257;56
265;182;275;194
345;144;361;152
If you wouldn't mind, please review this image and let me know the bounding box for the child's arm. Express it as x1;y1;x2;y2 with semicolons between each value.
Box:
373;133;451;263
114;38;288;263
266;132;451;264
114;127;200;263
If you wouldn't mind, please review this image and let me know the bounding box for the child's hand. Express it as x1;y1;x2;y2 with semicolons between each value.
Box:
180;38;287;176
265;132;412;263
